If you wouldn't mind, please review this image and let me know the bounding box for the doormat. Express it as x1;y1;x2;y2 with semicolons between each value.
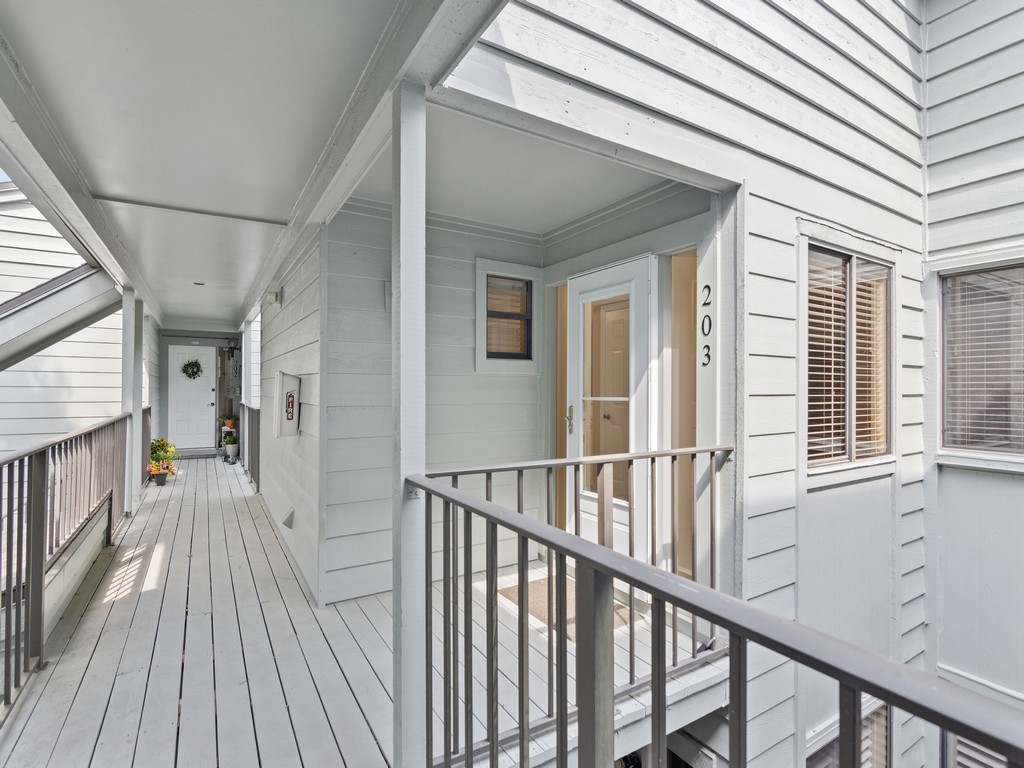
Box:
497;576;637;643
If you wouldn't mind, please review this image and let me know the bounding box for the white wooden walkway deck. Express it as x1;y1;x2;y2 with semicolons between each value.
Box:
0;458;728;768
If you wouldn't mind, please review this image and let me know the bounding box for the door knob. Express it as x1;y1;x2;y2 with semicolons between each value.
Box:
208;402;215;407
602;413;612;421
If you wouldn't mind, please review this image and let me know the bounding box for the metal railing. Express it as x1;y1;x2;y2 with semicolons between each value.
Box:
0;412;130;712
416;446;731;766
406;461;1024;767
240;405;259;490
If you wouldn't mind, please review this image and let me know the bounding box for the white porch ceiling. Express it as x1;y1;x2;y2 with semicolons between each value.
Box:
0;0;668;328
355;106;665;235
0;0;401;327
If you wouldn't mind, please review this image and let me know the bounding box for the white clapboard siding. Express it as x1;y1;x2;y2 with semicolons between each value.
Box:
0;311;124;457
321;208;545;603
448;0;928;763
925;0;1024;258
259;244;321;601
143;314;161;435
249;313;261;407
925;0;1024;754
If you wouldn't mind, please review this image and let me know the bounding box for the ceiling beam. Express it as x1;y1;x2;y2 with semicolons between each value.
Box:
93;195;289;228
0;29;165;326
237;0;510;327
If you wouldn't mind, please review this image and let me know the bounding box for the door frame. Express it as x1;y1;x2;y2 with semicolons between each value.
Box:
565;254;656;554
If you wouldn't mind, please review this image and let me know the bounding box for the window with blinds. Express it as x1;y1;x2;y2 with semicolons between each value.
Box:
943;266;1024;454
808;248;890;464
486;275;532;360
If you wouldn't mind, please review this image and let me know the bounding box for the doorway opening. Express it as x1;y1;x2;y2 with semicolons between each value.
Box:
553;249;698;578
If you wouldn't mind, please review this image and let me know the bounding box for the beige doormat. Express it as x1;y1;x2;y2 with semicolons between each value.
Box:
497;576;637;643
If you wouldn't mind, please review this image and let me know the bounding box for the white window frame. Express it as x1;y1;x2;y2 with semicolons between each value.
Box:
940;262;1024;458
797;220;899;476
475;258;543;375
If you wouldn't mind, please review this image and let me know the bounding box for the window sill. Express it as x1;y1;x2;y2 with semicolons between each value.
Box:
807;456;896;489
937;451;1024;476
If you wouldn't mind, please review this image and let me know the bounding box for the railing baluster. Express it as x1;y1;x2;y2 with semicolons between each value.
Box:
516;469;524;515
576;563;614;767
650;457;657;569
626;459;636;684
651;597;667;768
691;453;698;659
14;459;24;687
596;462;613;548
425;493;433;766
729;635;748;768
670;454;679;666
547;466;555;717
27;450;46;668
463;508;473;766
442;499;453;767
710;451;718;644
486;520;498;768
5;461;14;705
451;495;460;756
573;464;581;537
518;533;530;767
838;683;861;768
556;551;568;767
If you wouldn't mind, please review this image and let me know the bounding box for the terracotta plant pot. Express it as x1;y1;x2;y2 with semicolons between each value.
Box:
224;419;236;429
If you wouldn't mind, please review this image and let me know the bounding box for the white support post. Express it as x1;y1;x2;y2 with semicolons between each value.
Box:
391;79;427;768
121;289;144;512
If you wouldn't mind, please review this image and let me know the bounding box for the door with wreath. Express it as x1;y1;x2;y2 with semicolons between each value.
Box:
168;345;217;449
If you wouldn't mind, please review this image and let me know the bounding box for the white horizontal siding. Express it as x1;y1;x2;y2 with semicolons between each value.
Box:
250;313;261;408
0;312;123;457
258;244;321;601
451;0;926;763
925;0;1024;258
321;209;544;603
0;185;120;459
143;314;161;436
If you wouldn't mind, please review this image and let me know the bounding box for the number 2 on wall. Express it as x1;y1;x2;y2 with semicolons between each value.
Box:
701;284;712;367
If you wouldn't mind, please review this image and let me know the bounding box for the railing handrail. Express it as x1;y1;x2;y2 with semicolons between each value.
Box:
406;473;1024;761
425;444;734;479
0;410;133;467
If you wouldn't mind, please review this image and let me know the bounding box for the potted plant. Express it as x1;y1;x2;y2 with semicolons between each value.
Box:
149;436;180;484
221;413;238;429
223;433;239;457
147;460;177;486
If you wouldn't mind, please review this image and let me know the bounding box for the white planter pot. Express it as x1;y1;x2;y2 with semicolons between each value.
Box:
225;443;239;457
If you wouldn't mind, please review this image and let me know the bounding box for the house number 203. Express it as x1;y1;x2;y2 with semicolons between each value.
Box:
701;284;712;367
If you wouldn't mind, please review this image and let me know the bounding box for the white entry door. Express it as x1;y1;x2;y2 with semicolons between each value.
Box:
168;345;217;449
566;256;653;553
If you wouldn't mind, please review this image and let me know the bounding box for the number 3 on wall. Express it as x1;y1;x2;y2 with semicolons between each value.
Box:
700;284;712;367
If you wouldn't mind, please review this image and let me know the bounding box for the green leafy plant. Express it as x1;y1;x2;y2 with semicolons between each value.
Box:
222;434;238;445
150;436;179;463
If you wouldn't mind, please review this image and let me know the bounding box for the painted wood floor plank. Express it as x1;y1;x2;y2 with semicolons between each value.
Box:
176;462;218;767
218;463;303;768
47;480;173;768
244;495;388;767
0;548;114;768
132;460;200;768
206;459;259;768
227;474;344;768
4;481;163;768
90;468;189;766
